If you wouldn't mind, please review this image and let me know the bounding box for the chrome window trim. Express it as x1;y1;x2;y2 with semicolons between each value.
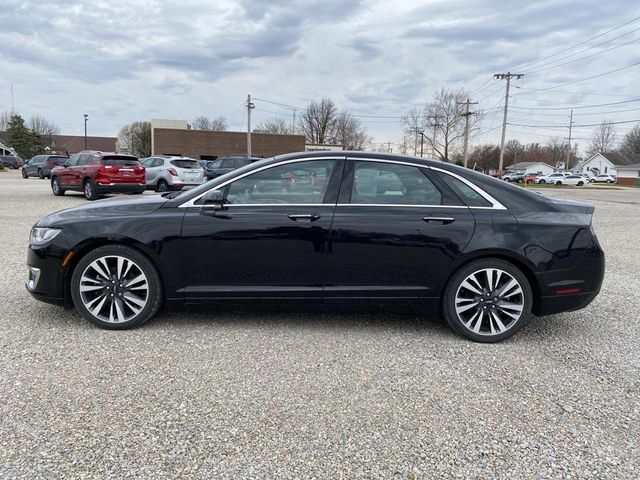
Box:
178;156;344;208
430;167;506;210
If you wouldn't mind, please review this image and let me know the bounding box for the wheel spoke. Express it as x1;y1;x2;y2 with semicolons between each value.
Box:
461;279;483;295
472;310;484;333
114;298;126;322
123;293;145;309
498;301;523;312
486;269;494;291
91;260;110;281
88;294;108;316
456;300;479;315
80;284;104;293
116;257;125;279
490;310;507;333
125;273;146;288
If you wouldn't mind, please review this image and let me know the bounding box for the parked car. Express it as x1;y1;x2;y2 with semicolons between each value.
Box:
523;173;541;184
590;174;616;184
204;156;262;180
535;172;571;184
504;173;525;183
556;175;586;186
22;154;68;179
26;151;605;343
50;151;145;200
141;156;205;192
0;155;23;169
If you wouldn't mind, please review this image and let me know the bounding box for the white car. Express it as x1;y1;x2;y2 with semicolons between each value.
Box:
555;174;586;186
141;156;205;192
589;174;616;184
535;172;570;184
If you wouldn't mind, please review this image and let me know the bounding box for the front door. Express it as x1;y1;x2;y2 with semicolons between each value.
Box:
178;158;344;300
324;159;476;300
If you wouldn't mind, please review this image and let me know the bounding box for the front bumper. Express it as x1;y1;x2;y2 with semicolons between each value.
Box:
26;244;70;307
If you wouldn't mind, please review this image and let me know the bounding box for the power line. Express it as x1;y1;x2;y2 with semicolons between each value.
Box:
508;119;640;128
508;15;640;70
509;97;640;111
521;26;640;74
529;61;640;92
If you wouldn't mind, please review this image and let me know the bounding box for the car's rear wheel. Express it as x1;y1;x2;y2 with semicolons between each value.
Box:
589;179;595;183
156;180;169;192
539;179;546;184
442;258;533;343
556;181;562;185
84;179;99;201
578;181;584;186
71;245;163;329
22;169;28;179
607;179;614;184
38;169;44;179
51;177;65;196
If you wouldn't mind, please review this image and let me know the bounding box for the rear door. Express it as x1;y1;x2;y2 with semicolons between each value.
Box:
324;158;476;301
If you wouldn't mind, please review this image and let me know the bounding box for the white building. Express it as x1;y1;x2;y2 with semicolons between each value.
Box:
615;162;640;186
573;152;637;177
505;161;555;176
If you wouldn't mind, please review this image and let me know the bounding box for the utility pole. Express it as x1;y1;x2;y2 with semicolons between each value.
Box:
565;109;574;170
246;94;255;157
427;115;442;159
387;141;392;153
457;98;478;168
292;108;296;134
10;83;14;113
494;72;524;173
83;114;88;150
418;131;426;157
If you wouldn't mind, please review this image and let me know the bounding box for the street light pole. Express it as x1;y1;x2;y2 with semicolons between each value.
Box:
418;131;425;157
83;114;88;150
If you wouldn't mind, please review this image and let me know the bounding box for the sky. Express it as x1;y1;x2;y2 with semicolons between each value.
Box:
1;0;639;154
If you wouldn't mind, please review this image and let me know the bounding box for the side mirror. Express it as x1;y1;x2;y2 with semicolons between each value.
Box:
64;161;70;167
200;189;225;214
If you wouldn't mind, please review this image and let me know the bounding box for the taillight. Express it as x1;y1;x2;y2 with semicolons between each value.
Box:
168;168;178;176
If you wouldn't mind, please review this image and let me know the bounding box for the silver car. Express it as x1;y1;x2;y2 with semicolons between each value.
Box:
141;156;205;192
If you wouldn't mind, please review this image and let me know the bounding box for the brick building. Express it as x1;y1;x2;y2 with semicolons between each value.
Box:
150;119;305;159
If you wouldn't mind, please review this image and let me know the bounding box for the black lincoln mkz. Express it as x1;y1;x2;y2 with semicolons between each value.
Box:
26;152;604;342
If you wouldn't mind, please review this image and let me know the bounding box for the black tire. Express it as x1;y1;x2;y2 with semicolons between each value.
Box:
38;169;44;179
22;169;28;179
70;245;163;330
589;179;595;183
607;179;614;184
83;179;99;201
51;177;65;196
539;179;546;184
442;258;533;343
556;181;562;185
156;180;169;192
577;181;584;186
9;163;17;170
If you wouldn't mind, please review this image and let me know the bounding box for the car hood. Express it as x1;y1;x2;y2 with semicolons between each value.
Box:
37;195;168;227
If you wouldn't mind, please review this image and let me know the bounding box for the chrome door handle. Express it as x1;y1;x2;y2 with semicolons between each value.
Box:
288;213;321;222
422;216;455;224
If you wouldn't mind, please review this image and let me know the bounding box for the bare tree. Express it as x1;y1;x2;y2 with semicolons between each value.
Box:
620;124;640;157
192;116;227;131
28;115;60;137
401;88;482;161
299;98;338;145
0;111;11;131
587;121;616;156
118;121;152;157
469;144;500;172
333;110;370;150
255;118;292;134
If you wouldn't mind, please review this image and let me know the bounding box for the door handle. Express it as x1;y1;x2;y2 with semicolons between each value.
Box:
422;216;455;224
288;213;321;222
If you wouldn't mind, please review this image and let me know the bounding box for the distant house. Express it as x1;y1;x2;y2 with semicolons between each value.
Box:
615;162;640;186
574;152;638;177
505;161;555;176
48;135;117;155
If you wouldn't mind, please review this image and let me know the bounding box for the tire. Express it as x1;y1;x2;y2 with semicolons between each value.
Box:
607;179;614;184
539;180;546;184
70;245;163;330
442;258;533;343
156;180;169;192
38;169;44;179
577;181;584;186
22;169;28;179
556;181;562;185
589;179;595;183
51;177;65;196
83;179;99;201
9;163;17;170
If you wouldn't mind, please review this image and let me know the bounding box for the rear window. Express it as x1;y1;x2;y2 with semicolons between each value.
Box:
101;156;139;166
170;159;201;169
437;172;492;207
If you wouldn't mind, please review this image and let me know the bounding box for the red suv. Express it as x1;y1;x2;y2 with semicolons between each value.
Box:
50;151;145;200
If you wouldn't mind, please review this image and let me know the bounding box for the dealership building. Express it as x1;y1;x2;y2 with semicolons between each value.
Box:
151;119;307;160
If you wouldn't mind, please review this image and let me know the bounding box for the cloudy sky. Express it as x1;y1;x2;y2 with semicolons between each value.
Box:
1;0;639;153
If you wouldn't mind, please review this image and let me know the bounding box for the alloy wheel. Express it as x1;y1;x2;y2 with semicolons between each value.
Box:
454;268;525;336
84;182;92;198
52;179;60;193
78;255;149;323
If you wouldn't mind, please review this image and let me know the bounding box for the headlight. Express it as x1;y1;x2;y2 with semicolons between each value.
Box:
31;227;62;246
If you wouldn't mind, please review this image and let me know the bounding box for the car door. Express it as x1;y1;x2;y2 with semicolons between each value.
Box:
178;157;344;300
58;154;79;186
323;158;476;301
141;157;159;185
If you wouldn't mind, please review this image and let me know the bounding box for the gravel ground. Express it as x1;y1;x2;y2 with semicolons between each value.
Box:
0;171;638;479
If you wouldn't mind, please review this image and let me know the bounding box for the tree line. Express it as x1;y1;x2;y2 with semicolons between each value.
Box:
0;112;60;159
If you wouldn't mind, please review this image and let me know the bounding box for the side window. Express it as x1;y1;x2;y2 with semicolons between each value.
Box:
67;154;80;167
141;158;155;168
221;158;236;168
226;160;336;205
436;172;492;207
77;154;89;166
350;161;442;205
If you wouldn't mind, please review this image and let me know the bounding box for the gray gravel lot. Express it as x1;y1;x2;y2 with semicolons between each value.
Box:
1;171;638;479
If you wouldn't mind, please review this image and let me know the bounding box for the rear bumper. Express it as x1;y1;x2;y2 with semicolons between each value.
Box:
96;183;146;194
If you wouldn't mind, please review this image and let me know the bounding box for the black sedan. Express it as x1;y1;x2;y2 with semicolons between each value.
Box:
26;152;604;342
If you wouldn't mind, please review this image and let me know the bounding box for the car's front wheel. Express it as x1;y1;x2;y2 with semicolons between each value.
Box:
51;177;65;196
538;179;546;184
578;181;584;186
38;169;45;179
556;181;562;185
22;169;28;179
70;245;163;329
442;258;533;343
